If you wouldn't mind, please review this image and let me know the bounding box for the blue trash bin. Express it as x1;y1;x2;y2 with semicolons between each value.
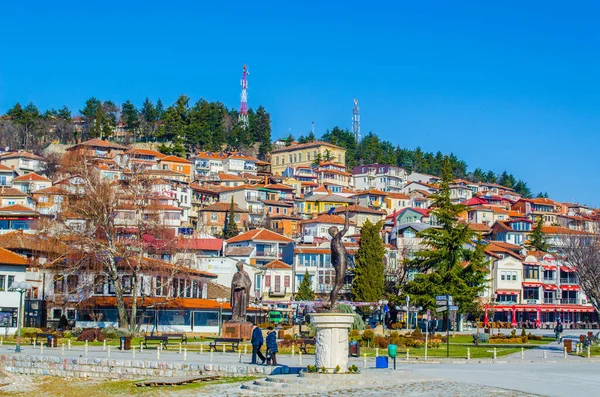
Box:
375;356;388;368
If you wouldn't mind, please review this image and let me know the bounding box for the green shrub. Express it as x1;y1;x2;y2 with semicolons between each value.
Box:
348;364;359;373
521;328;527;337
411;327;423;338
62;331;72;339
374;335;388;348
390;331;399;339
334;365;340;373
349;329;361;342
70;327;83;337
510;329;517;338
21;327;43;338
362;329;374;346
283;334;293;341
101;327;131;339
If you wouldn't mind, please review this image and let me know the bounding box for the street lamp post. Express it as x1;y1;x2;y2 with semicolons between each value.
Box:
10;281;32;353
405;295;410;330
216;298;226;336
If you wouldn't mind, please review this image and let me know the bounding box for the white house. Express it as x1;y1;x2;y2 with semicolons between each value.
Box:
0;247;30;334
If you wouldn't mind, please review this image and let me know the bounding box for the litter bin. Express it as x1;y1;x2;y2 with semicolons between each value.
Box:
120;336;132;350
375;356;388;368
564;339;572;353
349;341;360;357
387;344;397;358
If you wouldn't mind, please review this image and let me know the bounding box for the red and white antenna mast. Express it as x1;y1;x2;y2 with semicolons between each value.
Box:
239;64;249;129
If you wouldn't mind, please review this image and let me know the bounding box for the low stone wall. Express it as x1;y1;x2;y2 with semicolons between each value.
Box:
0;354;272;380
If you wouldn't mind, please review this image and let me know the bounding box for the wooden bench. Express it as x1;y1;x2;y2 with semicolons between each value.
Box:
298;338;316;354
208;338;241;352
143;333;188;349
35;333;60;347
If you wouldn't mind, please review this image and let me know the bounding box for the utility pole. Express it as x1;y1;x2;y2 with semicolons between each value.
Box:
239;65;249;129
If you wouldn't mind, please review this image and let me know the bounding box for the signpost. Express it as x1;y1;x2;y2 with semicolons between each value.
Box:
436;295;456;358
425;309;430;361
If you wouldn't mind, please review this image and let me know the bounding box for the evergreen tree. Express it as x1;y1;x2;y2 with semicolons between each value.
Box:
296;270;314;301
121;100;139;135
514;180;532;198
536;192;549;199
223;198;239;239
404;157;486;327
527;217;548;252
253;106;272;160
352;219;385;302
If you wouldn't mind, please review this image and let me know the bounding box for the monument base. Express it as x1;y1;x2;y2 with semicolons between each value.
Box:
222;321;252;340
309;312;355;373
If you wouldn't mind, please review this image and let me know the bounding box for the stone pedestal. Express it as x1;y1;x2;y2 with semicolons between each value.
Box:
222;321;252;340
309;313;354;373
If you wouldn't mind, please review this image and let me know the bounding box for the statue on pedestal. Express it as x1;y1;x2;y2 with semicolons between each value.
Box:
230;261;252;321
326;211;349;310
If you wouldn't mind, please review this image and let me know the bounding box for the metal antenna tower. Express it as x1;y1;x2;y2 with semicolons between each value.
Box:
352;98;360;143
239;65;249;129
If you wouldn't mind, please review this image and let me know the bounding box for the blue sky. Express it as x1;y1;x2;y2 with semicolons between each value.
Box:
1;1;599;205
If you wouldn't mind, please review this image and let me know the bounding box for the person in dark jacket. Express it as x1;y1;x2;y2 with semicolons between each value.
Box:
265;326;278;366
250;324;266;365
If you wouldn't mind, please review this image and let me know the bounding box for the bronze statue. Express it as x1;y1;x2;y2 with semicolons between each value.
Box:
327;211;349;309
230;261;252;321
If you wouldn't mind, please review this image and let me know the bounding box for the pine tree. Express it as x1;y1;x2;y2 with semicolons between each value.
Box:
404;157;486;327
296;270;314;301
352;219;385;302
527;217;548;252
223;198;239;239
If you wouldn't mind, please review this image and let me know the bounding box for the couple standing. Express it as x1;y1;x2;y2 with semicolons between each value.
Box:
250;324;278;365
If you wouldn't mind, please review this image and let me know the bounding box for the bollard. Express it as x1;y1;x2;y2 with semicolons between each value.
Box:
406;349;409;361
200;344;203;354
222;344;225;354
521;347;524;360
121;339;124;351
238;350;241;363
375;347;379;358
132;347;136;359
467;348;470;361
140;342;144;352
299;350;302;365
107;345;111;358
103;339;107;351
157;348;160;360
563;347;567;359
68;339;71;350
493;348;497;360
85;340;88;356
543;350;547;359
244;344;247;355
291;344;295;356
363;353;367;369
179;343;182;354
210;350;213;362
0;337;3;346
40;342;44;354
61;343;65;356
184;348;188;361
588;346;591;359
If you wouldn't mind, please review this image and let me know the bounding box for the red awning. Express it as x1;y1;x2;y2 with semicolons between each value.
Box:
543;284;558;290
522;282;542;288
493;304;594;313
560;266;575;272
560;285;580;291
542;265;557;270
523;262;540;266
495;290;519;295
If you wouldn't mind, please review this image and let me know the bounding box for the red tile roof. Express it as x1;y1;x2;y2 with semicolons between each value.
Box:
333;205;386;215
353;189;389;197
71;139;127;150
160;155;192;164
175;238;223;251
12;173;50;182
0;151;44;160
0;187;27;196
301;214;349;225
262;259;292;270
271;140;344;153
0;246;28;265
387;192;410;200
264;183;295;191
225;228;294;243
127;148;166;158
200;202;248;212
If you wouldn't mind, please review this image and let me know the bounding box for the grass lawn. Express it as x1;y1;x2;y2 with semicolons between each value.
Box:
0;376;258;397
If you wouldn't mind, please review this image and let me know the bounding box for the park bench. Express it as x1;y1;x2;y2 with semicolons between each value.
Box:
298;338;316;354
35;332;60;347
143;333;188;349
208;337;241;352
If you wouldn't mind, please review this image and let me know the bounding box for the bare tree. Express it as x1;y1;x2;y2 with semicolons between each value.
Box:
560;228;600;314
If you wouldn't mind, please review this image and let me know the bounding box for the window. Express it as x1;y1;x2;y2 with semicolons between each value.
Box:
284;275;290;288
274;275;281;292
67;309;76;320
235;214;240;223
38;195;48;203
52;308;62;320
307;152;311;161
298;153;302;162
0;275;4;291
53;275;64;293
501;271;506;281
276;157;279;165
94;275;104;294
265;275;271;288
523;265;539;280
512;271;517;281
67;275;78;295
210;213;218;222
0;176;6;186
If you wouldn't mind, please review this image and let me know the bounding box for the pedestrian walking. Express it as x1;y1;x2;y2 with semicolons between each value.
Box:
554;320;564;343
265;326;278;366
250;323;266;365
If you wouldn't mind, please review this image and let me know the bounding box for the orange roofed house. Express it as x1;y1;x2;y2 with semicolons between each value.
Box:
225;228;294;267
157;155;193;181
198;202;249;236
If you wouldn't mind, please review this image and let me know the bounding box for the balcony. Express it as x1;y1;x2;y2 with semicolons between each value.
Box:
256;250;276;257
245;194;262;202
560;278;578;285
524;299;539;304
543;298;555;304
561;298;577;304
542;277;555;283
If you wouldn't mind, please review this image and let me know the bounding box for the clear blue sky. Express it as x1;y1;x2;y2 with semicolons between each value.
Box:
1;1;599;206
